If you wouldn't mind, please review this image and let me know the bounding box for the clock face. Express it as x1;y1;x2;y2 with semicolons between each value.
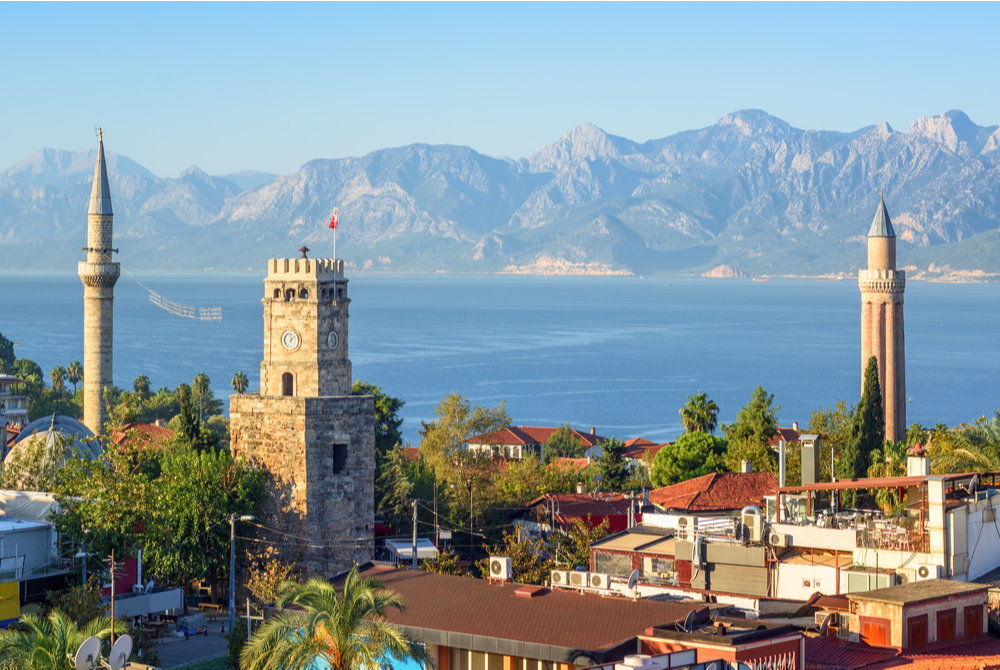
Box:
327;330;339;350
281;330;301;350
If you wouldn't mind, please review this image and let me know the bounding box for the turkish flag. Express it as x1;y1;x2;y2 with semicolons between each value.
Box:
329;207;339;229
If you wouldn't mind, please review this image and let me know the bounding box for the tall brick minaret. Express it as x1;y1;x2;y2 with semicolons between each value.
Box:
77;130;120;434
858;195;906;443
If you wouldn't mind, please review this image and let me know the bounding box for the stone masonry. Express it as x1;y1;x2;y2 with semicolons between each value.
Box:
77;131;119;435
859;196;906;443
230;254;374;576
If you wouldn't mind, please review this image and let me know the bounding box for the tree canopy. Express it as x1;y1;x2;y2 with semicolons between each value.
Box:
723;386;779;474
543;423;586;462
650;432;727;487
839;357;884;481
679;392;720;433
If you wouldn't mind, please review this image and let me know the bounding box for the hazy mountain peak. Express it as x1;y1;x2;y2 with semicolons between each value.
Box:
717;109;792;136
530;123;635;171
907;109;995;154
180;165;208;178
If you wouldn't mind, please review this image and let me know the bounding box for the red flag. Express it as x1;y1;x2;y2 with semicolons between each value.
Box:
329;207;339;229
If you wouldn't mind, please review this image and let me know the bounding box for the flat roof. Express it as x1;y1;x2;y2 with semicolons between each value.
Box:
847;578;988;606
778;472;978;493
353;565;703;664
0;516;49;533
592;530;669;552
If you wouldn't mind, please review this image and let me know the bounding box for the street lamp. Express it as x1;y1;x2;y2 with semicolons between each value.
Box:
229;514;255;635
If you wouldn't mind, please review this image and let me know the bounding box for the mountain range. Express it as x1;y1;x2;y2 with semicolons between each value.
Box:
2;109;999;277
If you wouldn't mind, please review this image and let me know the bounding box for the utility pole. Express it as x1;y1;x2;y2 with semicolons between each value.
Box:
229;514;254;635
109;549;116;646
411;499;419;570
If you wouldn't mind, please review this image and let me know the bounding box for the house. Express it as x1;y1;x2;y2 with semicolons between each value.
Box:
647;472;779;516
346;564;714;669
112;421;175;449
639;615;803;669
622;438;667;471
467;425;607;460
0;375;28;430
514;492;639;535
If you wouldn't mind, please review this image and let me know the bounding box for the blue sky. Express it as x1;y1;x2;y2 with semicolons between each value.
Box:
2;2;998;177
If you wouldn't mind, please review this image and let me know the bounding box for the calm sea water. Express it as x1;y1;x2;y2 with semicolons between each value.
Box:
1;272;998;445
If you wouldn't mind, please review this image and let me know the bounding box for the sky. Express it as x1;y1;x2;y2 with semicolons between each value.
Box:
2;1;999;177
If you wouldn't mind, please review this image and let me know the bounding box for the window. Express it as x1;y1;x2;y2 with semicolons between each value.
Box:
333;444;348;474
299;288;309;299
285;289;295;302
273;288;281;299
593;551;632;577
281;373;293;397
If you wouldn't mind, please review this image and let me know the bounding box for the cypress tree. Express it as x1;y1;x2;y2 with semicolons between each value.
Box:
839;356;885;484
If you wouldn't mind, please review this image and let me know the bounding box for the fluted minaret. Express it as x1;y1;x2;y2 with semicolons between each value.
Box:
77;130;120;434
858;195;906;443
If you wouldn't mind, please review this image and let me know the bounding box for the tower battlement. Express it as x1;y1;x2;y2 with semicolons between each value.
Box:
267;257;344;280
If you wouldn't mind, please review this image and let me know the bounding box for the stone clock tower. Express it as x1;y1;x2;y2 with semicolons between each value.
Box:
230;251;374;576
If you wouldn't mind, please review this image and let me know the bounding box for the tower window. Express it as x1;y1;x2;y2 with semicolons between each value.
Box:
337;288;344;299
299;288;309;299
273;288;281;299
333;444;348;474
281;372;294;397
285;289;295;302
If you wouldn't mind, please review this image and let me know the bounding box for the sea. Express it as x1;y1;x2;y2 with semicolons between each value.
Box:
2;272;998;446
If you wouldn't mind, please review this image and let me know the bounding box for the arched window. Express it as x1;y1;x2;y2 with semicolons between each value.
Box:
337;288;344;299
299;288;309;299
281;372;293;397
285;289;295;302
273;288;281;299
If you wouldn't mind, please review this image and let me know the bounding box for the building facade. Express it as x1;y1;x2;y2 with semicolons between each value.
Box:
229;254;374;575
77;131;120;434
858;196;906;443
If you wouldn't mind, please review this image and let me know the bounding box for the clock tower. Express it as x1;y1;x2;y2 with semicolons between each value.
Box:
230;250;374;576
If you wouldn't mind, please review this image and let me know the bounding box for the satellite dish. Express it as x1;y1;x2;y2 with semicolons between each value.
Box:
73;636;101;670
627;568;640;590
819;613;832;636
144;579;155;593
681;609;696;633
967;474;979;495
108;634;133;670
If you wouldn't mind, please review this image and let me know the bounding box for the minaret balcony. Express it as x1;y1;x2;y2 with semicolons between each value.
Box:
77;261;121;287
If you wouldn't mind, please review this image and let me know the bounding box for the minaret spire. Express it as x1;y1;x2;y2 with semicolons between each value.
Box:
858;195;906;443
78;130;121;434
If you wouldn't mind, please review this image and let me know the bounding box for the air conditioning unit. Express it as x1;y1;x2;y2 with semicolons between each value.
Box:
489;556;512;580
915;564;941;581
676;515;695;541
741;506;763;543
768;533;790;547
896;567;916;584
568;570;589;587
814;612;840;626
589;572;611;589
550;570;570;587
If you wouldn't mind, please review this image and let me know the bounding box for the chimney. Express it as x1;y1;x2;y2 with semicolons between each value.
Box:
801;436;820;485
590;427;596;436
907;443;930;476
741;460;753;474
792;421;799;432
155;418;166;428
778;442;786;487
576;482;584;494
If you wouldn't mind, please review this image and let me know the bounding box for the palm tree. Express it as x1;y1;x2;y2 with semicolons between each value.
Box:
49;366;66;393
240;567;420;670
66;360;83;393
0;609;111;670
133;374;151;398
231;370;249;395
932;412;1000;473
867;440;908;512
679;392;720;433
192;372;210;422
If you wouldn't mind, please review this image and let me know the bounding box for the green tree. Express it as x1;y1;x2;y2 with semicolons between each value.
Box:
0;333;14;373
723;386;779;474
421;547;464;576
808;400;853;482
552;518;610;570
192;372;211;422
376;446;414;530
679;392;720;433
591;438;631;492
867;441;908;512
650;432;727;487
0;609;111;670
930;412;1000;473
419;392;509;483
231;370;249;395
353;381;405;455
133;374;151;398
479;529;553;585
240;568;420;670
840;357;885;482
65;360;83;393
543;423;586;462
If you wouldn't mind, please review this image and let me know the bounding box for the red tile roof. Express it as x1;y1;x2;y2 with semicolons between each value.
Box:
807;636;1000;670
649;472;779;512
354;566;703;657
550;457;590;471
805;636;898;670
112;422;175;448
623;442;668;461
470;425;606;448
522;493;632;520
768;426;801;447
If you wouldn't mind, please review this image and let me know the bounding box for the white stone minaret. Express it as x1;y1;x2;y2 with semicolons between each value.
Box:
858;195;906;443
77;130;120;434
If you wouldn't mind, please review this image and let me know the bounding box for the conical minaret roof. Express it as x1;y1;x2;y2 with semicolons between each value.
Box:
88;130;113;216
867;193;895;238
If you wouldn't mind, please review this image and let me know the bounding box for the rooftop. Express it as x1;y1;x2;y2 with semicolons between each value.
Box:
469;425;606;448
351;565;704;663
847;578;988;606
649;471;778;512
521;492;633;519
